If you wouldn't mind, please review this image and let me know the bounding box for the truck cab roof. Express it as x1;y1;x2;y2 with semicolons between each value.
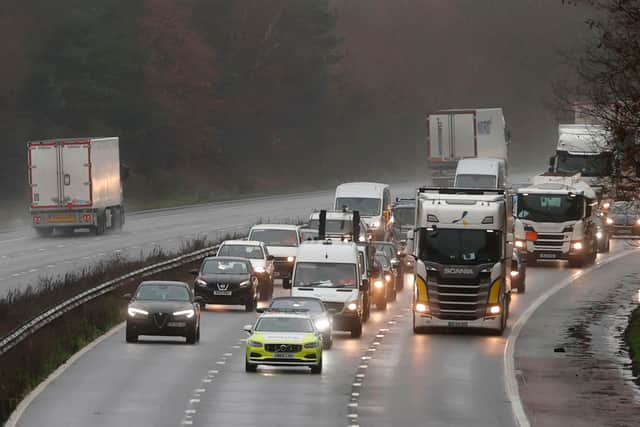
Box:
296;240;359;264
335;182;388;198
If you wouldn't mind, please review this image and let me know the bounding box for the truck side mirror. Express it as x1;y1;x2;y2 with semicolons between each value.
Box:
360;279;370;292
282;279;292;290
548;156;555;171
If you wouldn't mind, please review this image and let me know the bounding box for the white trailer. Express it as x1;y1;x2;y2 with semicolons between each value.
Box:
28;137;124;236
427;108;509;186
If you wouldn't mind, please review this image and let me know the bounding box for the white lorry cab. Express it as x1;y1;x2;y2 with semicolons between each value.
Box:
412;188;512;335
514;173;598;268
286;240;367;338
248;224;301;286
454;158;507;189
308;210;369;242
334;182;391;240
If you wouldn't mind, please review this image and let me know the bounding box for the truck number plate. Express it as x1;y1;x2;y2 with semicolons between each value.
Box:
48;215;75;223
448;321;468;328
539;253;557;259
273;353;295;359
213;291;232;296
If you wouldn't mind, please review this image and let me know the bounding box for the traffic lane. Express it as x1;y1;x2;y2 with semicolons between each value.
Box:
356;241;632;427
0;182;421;295
16;302;266;427
515;250;640;426
182;290;411;426
0;191;334;295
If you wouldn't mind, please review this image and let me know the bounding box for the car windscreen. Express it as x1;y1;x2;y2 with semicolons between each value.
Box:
309;219;353;234
418;228;501;265
375;254;391;269
516;194;583;222
374;243;395;259
218;245;264;259
392;207;414;227
136;284;191;302
335;197;381;216
455;174;497;189
249;229;299;247
255;317;314;333
202;259;249;274
556;151;612;177
270;299;324;312
293;262;357;288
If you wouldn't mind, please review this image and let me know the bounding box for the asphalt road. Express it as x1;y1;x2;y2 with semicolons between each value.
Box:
15;240;637;427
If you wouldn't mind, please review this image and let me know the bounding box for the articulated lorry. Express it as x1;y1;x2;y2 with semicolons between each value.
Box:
412;188;512;335
514;172;598;268
426;108;509;186
28;137;125;236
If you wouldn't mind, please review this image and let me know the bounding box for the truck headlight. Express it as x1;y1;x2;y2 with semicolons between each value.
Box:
287;256;295;263
385;274;392;282
606;217;614;224
415;303;428;313
602;202;611;209
347;302;358;311
172;309;195;318
488;305;501;315
128;307;149;317
572;241;583;250
596;231;603;239
514;240;525;249
247;340;263;348
510;270;519;277
374;280;384;289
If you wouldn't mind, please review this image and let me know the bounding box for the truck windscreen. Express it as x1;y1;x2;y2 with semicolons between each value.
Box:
418;229;501;265
556;151;612;177
516;194;583;222
335;197;381;216
455;174;497;189
392;207;414;227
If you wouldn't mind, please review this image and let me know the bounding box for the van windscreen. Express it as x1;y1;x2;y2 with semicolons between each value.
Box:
335;197;381;216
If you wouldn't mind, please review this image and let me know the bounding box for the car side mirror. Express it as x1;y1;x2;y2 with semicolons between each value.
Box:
267;255;275;261
190;269;199;276
243;324;253;334
123;293;132;300
360;279;370;292
194;296;204;303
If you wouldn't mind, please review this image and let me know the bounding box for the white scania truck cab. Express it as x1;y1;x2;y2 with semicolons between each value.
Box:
514;173;598;268
454;158;507;189
286;240;367;338
334;182;391;240
412;188;512;335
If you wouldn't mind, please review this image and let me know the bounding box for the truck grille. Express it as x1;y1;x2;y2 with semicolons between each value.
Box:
323;302;344;313
427;282;490;320
537;234;564;240
534;241;564;247
265;344;302;353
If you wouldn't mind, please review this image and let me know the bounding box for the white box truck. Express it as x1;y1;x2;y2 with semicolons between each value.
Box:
28;137;125;236
427;108;509;186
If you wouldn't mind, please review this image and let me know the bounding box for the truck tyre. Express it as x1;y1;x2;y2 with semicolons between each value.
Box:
245;296;257;312
568;255;584;268
350;320;363;338
35;227;54;238
112;208;123;230
95;212;106;235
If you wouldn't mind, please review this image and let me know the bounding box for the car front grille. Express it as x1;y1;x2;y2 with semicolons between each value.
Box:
265;344;302;353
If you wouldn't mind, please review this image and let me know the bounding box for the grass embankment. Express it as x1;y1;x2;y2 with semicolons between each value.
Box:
0;237;221;424
625;306;640;380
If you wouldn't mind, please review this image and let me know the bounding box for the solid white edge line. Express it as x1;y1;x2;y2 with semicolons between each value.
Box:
504;248;638;427
5;322;125;427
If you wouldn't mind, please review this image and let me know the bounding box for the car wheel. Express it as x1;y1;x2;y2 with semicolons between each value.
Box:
489;302;507;336
245;297;256;312
323;335;333;350
126;327;138;343
517;278;526;294
310;357;323;374
196;325;201;342
199;302;206;310
186;326;198;344
245;358;257;372
350;320;362;338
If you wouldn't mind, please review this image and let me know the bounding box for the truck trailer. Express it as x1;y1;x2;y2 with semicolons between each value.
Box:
426;108;509;186
28;137;124;236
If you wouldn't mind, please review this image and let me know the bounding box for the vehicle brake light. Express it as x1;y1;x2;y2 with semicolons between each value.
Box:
32;216;41;224
82;214;93;222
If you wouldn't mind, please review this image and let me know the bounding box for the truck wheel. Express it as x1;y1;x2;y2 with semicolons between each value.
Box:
112;208;123;230
568;255;583;268
350;320;363;338
35;227;53;237
94;213;106;235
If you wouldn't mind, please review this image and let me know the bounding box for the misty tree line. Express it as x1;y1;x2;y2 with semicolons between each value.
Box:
561;0;640;194
0;0;412;204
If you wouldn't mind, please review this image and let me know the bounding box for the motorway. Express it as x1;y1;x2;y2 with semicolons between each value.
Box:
6;178;639;427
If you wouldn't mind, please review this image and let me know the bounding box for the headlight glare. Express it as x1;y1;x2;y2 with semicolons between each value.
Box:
415;303;427;313
385;274;392;282
514;240;525;248
287;256;295;263
510;270;519;277
374;280;384;289
254;265;266;273
596;231;603;239
315;319;330;331
172;309;195;318
128;307;149;317
606;217;613;224
572;241;583;250
347;302;357;311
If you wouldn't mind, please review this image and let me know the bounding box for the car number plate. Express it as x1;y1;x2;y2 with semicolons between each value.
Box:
273;353;295;359
448;321;468;328
213;290;232;296
167;322;186;327
539;253;557;259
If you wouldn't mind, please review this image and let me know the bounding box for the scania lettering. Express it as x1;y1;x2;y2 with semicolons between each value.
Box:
412;187;512;335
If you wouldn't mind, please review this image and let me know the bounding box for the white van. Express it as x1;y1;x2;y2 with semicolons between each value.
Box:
334;182;391;239
454;158;507;189
286;240;367;338
248;224;301;286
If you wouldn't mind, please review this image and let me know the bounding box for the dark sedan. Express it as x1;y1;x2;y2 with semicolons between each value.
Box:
192;257;259;312
375;252;397;303
605;201;640;237
125;281;201;344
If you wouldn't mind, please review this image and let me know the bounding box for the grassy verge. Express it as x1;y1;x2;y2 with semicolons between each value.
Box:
0;236;229;424
625;306;640;380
